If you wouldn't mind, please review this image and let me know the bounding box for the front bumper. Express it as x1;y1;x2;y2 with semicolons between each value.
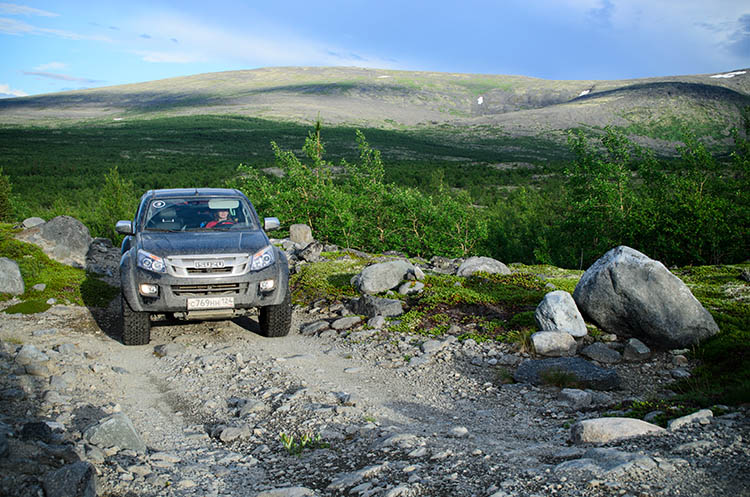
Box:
122;251;289;313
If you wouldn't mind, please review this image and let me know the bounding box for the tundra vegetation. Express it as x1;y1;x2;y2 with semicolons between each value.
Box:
0;114;748;407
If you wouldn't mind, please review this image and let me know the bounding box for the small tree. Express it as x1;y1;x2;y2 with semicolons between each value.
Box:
91;166;136;244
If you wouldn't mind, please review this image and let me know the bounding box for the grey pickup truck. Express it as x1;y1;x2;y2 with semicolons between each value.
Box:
116;188;291;345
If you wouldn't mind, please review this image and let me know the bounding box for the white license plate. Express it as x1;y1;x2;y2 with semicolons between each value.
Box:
187;297;234;310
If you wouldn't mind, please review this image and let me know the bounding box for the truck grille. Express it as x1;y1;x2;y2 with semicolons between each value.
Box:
172;283;247;297
165;253;250;278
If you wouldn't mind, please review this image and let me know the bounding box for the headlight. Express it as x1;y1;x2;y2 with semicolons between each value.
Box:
137;249;166;273
250;245;275;271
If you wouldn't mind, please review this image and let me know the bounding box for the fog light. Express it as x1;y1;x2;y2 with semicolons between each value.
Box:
259;279;275;291
139;283;159;296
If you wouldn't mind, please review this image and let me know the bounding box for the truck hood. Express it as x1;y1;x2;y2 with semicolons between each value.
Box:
137;230;270;256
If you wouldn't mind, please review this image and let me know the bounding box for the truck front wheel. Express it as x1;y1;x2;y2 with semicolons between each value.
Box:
121;294;151;345
258;289;292;337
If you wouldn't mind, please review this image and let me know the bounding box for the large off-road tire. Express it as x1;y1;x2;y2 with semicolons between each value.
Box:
258;289;292;337
121;294;151;345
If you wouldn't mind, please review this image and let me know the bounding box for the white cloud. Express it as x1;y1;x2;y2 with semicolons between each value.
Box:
0;83;28;97
34;61;67;71
0;3;58;17
0;16;110;40
129;12;400;69
23;71;101;83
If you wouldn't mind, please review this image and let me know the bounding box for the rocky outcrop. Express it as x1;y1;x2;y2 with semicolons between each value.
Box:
14;215;93;268
573;246;719;348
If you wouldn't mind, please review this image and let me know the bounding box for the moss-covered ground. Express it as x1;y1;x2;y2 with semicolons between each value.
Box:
0;224;119;310
289;253;750;406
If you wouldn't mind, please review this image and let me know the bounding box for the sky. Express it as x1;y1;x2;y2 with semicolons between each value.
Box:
1;0;749;98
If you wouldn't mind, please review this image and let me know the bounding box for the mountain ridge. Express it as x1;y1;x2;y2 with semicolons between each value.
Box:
1;66;749;153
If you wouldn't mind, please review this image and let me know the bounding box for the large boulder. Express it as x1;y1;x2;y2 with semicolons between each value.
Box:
573;246;719;348
535;290;587;337
354;260;415;295
514;357;620;390
456;256;511;277
14;215;93;268
0;257;24;295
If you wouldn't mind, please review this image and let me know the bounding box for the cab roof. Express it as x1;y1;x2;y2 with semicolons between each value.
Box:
144;188;244;198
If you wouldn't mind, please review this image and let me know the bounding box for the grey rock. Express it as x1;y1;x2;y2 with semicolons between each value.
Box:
0;257;24;295
570;417;665;444
32;283;47;292
239;399;269;417
573;246;719;348
449;426;469;438
43;461;96;497
555;448;657;477
421;339;447;354
531;331;577;357
348;295;403;317
671;368;691;379
456;256;511;277
22;216;45;228
83;412;147;454
514;357;620;390
32;328;57;336
559;388;592;410
15;344;49;365
15;215;93;268
367;316;386;329
289;224;313;246
20;421;56;443
398;281;424;295
535;290;587;337
301;320;330;335
581;343;622;364
623;338;651;361
299;242;324;262
256;488;315;497
153;343;186;358
668;409;713;431
356;260;414;294
332;316;362;330
261;167;286;179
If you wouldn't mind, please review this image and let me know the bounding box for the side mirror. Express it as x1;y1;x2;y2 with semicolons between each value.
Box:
263;217;280;231
115;220;134;235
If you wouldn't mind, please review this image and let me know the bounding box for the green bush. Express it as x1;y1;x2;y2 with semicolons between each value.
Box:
231;129;487;258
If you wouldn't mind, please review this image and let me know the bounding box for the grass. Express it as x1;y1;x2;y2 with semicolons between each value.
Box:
385;272;547;343
289;252;368;305
669;264;750;405
0;224;119;309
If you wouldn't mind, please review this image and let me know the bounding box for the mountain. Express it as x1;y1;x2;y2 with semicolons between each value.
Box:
1;66;749;152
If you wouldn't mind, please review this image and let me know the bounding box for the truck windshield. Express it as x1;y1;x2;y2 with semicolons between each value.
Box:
142;197;257;231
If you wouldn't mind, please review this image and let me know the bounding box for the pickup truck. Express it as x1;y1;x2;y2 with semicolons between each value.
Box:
116;188;291;345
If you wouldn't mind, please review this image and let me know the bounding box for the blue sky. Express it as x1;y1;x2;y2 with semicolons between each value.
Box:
1;0;749;98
